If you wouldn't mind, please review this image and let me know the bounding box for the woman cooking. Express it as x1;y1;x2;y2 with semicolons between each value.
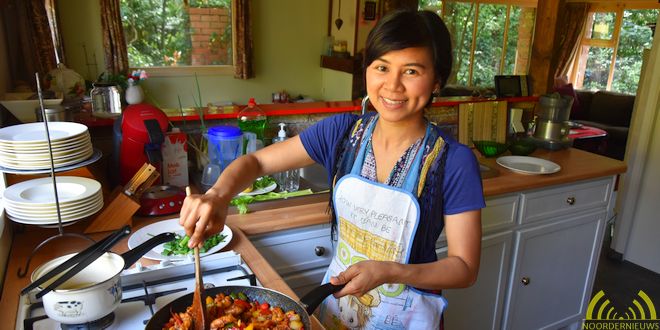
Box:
180;9;485;329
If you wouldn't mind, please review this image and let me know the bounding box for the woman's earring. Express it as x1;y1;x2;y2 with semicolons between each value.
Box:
432;88;441;97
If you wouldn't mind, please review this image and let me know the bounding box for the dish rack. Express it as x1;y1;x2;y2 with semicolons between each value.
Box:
3;73;103;277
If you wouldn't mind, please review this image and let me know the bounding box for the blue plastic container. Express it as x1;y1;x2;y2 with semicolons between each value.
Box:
206;125;243;173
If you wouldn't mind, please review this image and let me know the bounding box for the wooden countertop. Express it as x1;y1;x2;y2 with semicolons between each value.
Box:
0;147;625;328
223;147;627;236
478;147;626;196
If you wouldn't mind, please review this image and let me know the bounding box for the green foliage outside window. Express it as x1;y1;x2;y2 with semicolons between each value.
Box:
611;9;657;94
421;1;656;94
420;1;531;88
121;0;232;67
189;0;230;8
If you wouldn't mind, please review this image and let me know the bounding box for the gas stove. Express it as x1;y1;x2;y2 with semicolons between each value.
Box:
16;251;258;330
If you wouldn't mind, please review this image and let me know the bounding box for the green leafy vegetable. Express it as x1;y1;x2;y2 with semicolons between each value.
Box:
161;232;227;256
253;176;276;190
230;189;314;214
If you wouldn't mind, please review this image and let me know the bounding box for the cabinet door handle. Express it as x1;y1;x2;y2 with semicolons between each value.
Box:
521;277;530;285
315;246;325;256
566;197;576;205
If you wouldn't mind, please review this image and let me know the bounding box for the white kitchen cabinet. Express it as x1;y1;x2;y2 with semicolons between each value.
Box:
438;230;513;330
250;223;334;297
502;210;606;329
438;176;613;330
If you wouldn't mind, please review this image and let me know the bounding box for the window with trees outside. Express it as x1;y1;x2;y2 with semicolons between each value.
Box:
570;4;658;94
120;0;233;76
420;0;537;88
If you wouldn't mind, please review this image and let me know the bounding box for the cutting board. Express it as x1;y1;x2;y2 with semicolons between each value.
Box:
458;101;508;146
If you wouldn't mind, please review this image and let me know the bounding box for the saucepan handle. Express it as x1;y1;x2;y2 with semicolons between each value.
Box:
121;232;175;269
300;282;345;315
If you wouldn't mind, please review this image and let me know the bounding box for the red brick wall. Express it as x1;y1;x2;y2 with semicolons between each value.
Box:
187;7;231;65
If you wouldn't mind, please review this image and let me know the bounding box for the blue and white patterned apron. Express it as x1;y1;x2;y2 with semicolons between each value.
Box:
318;117;447;329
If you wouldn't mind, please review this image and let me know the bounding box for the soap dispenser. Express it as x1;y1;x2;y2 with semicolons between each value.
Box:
271;123;299;192
273;123;288;144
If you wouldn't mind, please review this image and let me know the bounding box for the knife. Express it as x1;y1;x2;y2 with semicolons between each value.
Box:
124;163;149;193
125;164;156;196
133;170;161;199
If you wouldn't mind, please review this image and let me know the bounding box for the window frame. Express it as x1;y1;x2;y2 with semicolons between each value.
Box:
570;2;659;91
123;0;236;77
423;0;538;87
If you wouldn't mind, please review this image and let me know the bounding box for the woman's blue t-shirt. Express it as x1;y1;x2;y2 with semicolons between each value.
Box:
299;113;485;215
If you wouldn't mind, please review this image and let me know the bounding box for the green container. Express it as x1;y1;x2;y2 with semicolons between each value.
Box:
473;140;508;158
509;139;537;156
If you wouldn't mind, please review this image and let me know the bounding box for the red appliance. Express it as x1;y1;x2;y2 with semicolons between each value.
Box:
118;104;169;186
137;185;186;216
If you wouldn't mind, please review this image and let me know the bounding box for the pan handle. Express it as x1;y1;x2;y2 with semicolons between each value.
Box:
121;232;175;269
300;283;345;315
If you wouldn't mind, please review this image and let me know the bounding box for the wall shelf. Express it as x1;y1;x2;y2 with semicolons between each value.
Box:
320;55;359;74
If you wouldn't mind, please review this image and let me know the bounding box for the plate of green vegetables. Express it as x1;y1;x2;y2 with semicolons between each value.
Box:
127;218;232;260
238;176;277;196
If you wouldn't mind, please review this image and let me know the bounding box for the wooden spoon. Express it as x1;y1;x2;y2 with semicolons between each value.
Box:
186;187;209;330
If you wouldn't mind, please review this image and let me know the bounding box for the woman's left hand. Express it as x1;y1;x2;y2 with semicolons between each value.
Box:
329;260;393;298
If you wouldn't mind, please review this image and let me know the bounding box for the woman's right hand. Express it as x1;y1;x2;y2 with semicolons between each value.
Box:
179;188;230;248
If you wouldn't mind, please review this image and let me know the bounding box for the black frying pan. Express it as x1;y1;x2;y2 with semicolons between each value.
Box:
145;283;343;329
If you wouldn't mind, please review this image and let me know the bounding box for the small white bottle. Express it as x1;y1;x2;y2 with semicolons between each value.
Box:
272;123;299;192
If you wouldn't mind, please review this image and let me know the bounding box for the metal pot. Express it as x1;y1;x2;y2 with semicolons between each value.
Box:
30;232;174;324
145;283;343;330
90;82;122;118
35;105;70;122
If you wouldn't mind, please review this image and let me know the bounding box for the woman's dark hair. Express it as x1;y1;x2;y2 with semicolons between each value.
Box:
364;9;453;88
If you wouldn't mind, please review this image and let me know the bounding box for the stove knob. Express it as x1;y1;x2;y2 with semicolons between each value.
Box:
315;246;325;256
169;201;175;207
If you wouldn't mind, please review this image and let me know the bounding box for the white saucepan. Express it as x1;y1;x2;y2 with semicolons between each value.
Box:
30;232;174;324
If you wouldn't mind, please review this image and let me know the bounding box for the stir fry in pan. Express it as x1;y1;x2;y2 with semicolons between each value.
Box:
163;292;304;330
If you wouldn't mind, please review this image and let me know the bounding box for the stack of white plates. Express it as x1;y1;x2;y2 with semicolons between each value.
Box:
0;122;93;170
2;176;103;226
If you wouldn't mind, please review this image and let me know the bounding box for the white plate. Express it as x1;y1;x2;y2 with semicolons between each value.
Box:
7;200;103;224
4;191;102;210
496;156;561;175
6;198;103;219
5;193;103;214
127;218;233;261
0;122;88;144
3;176;101;205
0;148;94;170
0;148;102;175
238;182;277;196
0;134;91;153
0;130;90;147
0;144;92;162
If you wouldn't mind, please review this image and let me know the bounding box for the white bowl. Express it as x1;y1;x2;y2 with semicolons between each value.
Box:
0;99;63;123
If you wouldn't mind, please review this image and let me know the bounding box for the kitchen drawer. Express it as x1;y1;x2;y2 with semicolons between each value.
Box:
482;194;518;233
520;178;611;225
436;194;517;247
250;224;334;276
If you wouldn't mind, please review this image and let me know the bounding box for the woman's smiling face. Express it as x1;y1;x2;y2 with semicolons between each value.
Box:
366;46;440;124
